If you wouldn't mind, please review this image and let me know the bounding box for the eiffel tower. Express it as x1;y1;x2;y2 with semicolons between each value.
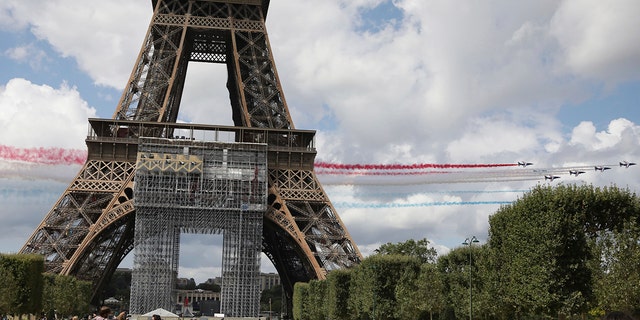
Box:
20;0;361;316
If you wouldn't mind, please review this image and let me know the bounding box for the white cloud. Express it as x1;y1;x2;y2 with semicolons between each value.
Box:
4;43;48;69
570;118;639;151
550;0;640;85
446;115;541;161
4;45;29;60
0;3;27;31
2;0;150;88
0;78;96;149
267;0;637;164
3;0;637;163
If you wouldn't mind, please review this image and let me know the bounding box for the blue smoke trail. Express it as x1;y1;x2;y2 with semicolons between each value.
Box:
333;200;514;209
327;189;530;198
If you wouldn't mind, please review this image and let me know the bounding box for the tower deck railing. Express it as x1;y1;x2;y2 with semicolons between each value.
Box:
86;118;317;170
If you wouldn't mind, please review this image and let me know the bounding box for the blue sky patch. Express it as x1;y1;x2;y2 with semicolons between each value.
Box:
355;0;404;33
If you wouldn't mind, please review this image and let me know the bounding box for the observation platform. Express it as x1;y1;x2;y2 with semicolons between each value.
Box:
85;118;317;170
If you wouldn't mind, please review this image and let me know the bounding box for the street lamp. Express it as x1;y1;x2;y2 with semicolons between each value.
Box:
462;236;480;320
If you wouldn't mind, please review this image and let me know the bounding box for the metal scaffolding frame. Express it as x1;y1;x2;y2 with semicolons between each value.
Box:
20;0;363;313
131;137;266;316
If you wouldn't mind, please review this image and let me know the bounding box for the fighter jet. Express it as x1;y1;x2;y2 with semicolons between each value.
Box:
594;166;611;172
545;175;561;181
569;170;586;176
620;161;636;168
518;161;533;167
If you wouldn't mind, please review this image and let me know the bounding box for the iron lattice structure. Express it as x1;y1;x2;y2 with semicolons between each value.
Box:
132;137;266;315
20;0;362;316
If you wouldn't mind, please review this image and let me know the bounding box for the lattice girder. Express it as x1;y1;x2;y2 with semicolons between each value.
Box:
21;159;135;275
22;0;362;315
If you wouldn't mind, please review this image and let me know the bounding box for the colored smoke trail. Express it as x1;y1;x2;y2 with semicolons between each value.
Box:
324;187;530;198
1;144;518;171
315;169;453;176
0;145;625;187
0;161;81;183
0;145;86;165
333;200;514;208
315;161;518;170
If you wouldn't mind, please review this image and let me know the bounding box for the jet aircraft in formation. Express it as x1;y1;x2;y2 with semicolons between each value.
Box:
518;161;534;167
620;161;637;168
569;170;585;176
531;160;635;182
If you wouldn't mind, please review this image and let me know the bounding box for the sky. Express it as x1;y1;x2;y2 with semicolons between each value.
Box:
1;0;639;284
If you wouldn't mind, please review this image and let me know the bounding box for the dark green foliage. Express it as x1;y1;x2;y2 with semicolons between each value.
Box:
0;253;44;316
349;254;422;320
197;281;221;292
0;262;18;315
289;184;640;319
487;184;640;319
590;220;640;314
292;282;310;320
415;263;446;319
261;284;282;315
43;273;92;318
438;245;484;320
307;280;327;320
102;269;132;310
376;238;438;264
325;269;352;320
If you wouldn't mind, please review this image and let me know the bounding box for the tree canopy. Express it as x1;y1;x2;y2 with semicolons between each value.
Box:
292;183;640;319
488;184;640;317
376;238;438;264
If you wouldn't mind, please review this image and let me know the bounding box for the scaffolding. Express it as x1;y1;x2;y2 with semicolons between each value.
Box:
131;137;266;317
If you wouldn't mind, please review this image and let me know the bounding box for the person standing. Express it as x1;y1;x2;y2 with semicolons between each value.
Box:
94;307;111;320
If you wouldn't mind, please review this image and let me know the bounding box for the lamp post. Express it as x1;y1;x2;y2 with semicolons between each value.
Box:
462;236;480;320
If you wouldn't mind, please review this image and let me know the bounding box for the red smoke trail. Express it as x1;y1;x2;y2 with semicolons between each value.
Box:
0;145;520;171
315;169;453;176
0;145;87;165
314;161;518;170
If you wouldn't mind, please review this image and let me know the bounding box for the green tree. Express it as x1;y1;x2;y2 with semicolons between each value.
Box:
325;269;351;320
75;280;93;317
591;220;640;314
489;185;589;318
307;279;327;320
260;284;282;315
43;273;92;318
103;269;132;309
0;263;18;316
0;254;44;317
42;273;57;317
394;258;424;319
376;238;438;264
197;282;221;292
487;184;640;319
438;246;481;320
349;254;421;320
415;263;446;320
292;282;310;320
